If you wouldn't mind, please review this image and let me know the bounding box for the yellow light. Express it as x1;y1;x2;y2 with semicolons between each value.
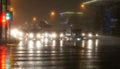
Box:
81;4;85;9
10;7;13;11
33;17;37;22
51;11;55;16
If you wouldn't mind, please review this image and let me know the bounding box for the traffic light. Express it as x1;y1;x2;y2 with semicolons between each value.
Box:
0;13;7;25
6;12;12;21
2;14;6;23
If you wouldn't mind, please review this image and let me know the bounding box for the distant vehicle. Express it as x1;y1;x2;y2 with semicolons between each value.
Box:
72;29;83;41
72;29;99;41
81;32;99;39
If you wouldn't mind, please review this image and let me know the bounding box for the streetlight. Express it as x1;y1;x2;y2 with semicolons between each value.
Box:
32;17;37;22
10;7;13;11
51;11;55;16
81;4;85;9
49;11;56;24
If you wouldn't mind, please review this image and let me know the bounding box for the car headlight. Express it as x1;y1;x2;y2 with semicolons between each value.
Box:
82;33;85;36
88;33;93;37
44;32;49;37
77;38;81;41
11;29;19;37
96;34;99;37
19;32;24;37
29;33;34;38
36;33;41;38
60;33;64;37
11;29;24;38
52;33;57;38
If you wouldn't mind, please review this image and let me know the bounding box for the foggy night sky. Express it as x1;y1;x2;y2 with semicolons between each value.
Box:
11;0;87;26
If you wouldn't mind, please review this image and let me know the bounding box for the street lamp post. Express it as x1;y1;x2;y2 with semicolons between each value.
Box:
1;0;8;44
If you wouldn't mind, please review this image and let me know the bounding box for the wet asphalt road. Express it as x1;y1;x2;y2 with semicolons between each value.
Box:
6;36;120;69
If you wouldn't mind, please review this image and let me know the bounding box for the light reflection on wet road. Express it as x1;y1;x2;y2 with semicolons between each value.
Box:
1;36;120;69
10;39;100;69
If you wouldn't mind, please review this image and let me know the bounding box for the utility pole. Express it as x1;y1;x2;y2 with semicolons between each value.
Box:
2;0;7;44
0;0;10;44
0;0;2;41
